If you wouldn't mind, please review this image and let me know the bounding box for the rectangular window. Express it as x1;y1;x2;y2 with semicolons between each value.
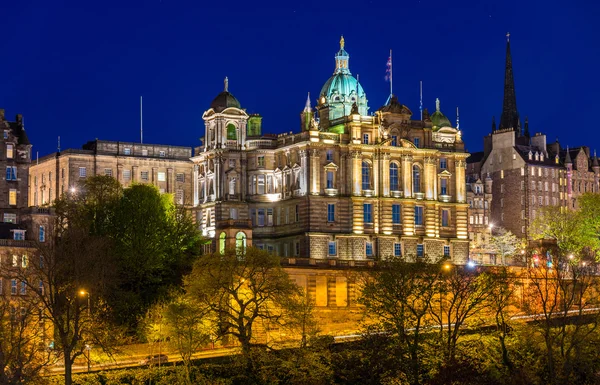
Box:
363;203;373;224
295;205;300;222
230;208;238;220
414;206;423;226
295;242;300;256
123;169;131;180
229;159;236;168
440;158;447;169
392;204;401;224
79;167;87;178
257;175;265;194
391;135;398;146
257;209;265;227
142;149;148;156
5;166;17;181
3;130;8;139
416;244;424;257
3;213;16;223
441;209;449;227
326;171;334;189
141;171;149;181
327;204;335;222
9;189;17;205
413;137;420;147
326;149;334;161
39;226;45;242
20;281;26;295
104;168;112;177
21;255;27;268
176;173;185;182
12;255;18;267
158;172;166;182
500;170;504;179
267;208;273;226
11;279;17;295
444;245;450;257
365;242;373;257
176;189;184;205
257;156;265;167
39;280;44;295
362;133;369;144
6;144;13;159
328;241;337;256
441;179;447;195
159;151;166;157
394;243;401;257
124;147;131;155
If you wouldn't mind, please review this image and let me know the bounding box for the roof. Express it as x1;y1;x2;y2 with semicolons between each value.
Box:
466;151;484;164
0;222;25;240
514;145;562;167
9;121;30;145
377;95;412;115
210;91;241;113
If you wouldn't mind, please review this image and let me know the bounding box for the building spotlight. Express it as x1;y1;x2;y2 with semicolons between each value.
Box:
467;260;476;268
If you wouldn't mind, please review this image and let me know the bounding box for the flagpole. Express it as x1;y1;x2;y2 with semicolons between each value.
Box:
389;49;393;98
140;96;143;144
420;81;423;120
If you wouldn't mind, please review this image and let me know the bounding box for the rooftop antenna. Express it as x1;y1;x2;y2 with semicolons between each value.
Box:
140;96;143;144
456;107;460;129
57;136;60;152
419;81;423;120
36;151;39;165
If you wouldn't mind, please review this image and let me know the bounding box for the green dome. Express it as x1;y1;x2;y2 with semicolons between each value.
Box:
430;98;452;130
320;74;364;104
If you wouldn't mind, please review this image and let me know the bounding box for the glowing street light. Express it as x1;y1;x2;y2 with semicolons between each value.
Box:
467;260;476;268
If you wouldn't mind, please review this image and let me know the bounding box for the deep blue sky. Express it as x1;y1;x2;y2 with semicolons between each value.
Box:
2;0;599;157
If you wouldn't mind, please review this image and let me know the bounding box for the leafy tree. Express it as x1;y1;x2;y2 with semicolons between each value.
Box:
490;227;520;265
185;247;301;356
360;257;442;385
0;296;50;384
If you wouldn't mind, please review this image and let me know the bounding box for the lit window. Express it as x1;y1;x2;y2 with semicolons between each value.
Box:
366;242;373;257
159;151;166;157
394;243;401;257
414;206;423;226
362;161;371;190
443;245;450;257
441;209;449;227
440;158;447;169
142;149;148;156
158;172;166;182
392;204;401;224
39;226;45;242
363;203;373;223
500;170;504;179
123;170;131;180
326;171;334;189
124;147;131;155
412;165;421;193
6;144;13;159
3;213;16;223
389;163;399;191
267;208;273;226
328;241;337;256
327;204;335;222
12;255;17;266
104;169;112;177
416;244;424;257
79;167;87;178
21;255;27;268
9;189;17;205
257;175;265;194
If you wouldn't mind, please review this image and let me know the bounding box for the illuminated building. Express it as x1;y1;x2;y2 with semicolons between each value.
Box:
193;37;470;262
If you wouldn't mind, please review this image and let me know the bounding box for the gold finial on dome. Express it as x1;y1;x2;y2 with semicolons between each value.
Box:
340;35;345;49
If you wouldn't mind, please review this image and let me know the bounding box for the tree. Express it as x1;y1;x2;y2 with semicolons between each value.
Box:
490;227;520;265
0;296;50;384
185;247;301;356
360;257;442;385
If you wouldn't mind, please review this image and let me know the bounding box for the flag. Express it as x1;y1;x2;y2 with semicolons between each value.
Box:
385;55;391;82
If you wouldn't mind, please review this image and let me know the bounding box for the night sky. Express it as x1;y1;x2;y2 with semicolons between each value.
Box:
2;0;599;158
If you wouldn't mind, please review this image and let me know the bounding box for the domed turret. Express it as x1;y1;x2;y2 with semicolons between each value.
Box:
430;98;452;130
319;37;368;120
210;77;241;112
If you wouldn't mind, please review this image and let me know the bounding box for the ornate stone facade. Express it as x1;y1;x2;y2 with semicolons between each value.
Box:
194;38;470;263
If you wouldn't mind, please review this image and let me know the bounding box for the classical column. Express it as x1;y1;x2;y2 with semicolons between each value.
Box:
203;160;209;203
214;154;222;200
193;164;199;207
299;149;308;195
381;153;390;197
352;150;361;196
152;167;158;186
424;157;435;200
340;153;347;195
167;168;174;193
402;154;413;198
132;165;139;183
372;153;379;196
455;159;466;203
310;149;320;195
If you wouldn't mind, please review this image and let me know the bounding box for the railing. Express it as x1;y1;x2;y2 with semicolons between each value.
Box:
282;258;376;268
414;192;425;200
391;190;403;198
439;194;452;203
0;239;35;248
246;139;276;149
324;188;338;196
216;219;252;229
319;132;340;143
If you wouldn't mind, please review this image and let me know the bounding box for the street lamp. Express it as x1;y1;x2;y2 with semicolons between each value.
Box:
78;290;91;373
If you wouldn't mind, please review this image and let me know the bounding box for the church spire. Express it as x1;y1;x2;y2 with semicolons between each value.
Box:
304;92;312;112
498;32;519;132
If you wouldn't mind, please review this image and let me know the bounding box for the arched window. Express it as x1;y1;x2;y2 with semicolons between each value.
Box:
235;232;247;255
219;232;226;254
227;124;237;140
362;161;371;190
389;163;399;191
412;165;421;193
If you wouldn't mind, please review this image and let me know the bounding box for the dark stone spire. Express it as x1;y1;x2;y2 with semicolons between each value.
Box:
565;146;572;164
499;33;519;132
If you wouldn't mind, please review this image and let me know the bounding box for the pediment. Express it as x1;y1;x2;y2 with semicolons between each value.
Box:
323;162;339;170
439;170;453;177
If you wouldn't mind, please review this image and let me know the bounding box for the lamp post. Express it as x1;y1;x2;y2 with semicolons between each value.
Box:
79;290;91;373
440;263;452;334
488;223;495;265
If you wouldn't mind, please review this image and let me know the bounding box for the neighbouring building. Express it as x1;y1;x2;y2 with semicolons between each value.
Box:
465;171;495;264
193;37;470;262
28;140;195;207
471;35;600;239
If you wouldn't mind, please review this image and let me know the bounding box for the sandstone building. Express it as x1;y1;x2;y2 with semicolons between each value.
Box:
193;37;470;262
28;139;195;207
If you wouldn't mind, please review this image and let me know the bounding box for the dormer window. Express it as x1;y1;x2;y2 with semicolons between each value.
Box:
528;151;533;160
555;155;559;164
12;230;25;241
540;153;544;161
3;131;8;140
535;152;539;161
